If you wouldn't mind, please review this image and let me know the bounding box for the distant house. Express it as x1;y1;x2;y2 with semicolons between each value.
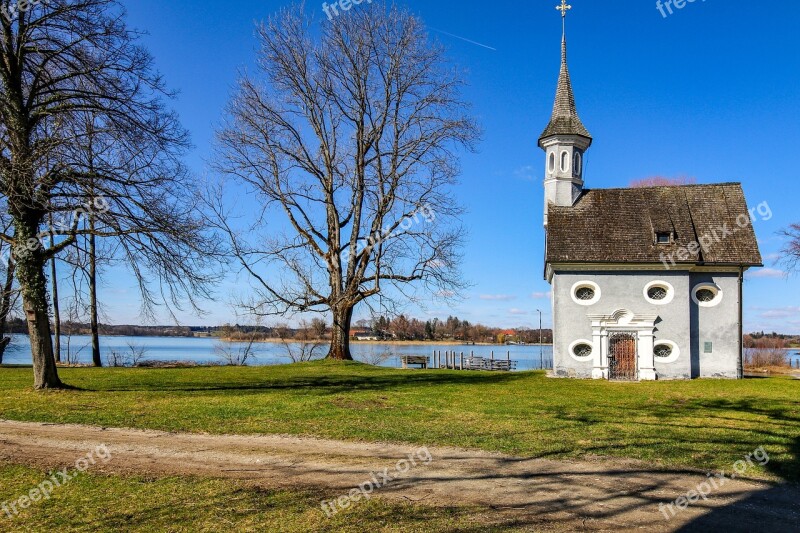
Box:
351;330;381;341
539;8;762;381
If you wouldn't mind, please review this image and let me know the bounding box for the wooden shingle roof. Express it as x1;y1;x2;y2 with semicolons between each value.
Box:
546;183;763;267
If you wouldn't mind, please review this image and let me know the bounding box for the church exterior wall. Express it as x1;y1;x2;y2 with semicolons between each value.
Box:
689;272;741;379
551;270;741;380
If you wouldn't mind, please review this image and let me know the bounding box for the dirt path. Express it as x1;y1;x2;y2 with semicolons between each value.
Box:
0;420;797;531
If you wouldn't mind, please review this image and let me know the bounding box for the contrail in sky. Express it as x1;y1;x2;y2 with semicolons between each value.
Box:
429;28;497;51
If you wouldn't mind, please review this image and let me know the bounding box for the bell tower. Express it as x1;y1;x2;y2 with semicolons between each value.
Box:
540;1;592;226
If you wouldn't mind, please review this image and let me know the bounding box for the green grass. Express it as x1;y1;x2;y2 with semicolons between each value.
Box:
1;361;799;480
0;464;500;532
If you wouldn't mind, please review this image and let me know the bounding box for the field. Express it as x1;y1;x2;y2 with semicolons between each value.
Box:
1;361;798;480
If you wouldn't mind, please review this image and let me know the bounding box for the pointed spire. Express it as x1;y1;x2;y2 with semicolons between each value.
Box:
539;6;591;146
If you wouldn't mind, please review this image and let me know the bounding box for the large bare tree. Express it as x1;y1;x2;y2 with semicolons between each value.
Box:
0;1;215;388
781;224;800;272
211;3;477;360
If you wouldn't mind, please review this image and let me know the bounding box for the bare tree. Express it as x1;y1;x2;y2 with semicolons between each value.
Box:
213;318;262;366
107;341;148;367
630;176;697;188
310;317;328;339
0;1;216;388
276;321;324;363
780;223;800;273
48;213;62;363
210;3;477;360
0;254;16;363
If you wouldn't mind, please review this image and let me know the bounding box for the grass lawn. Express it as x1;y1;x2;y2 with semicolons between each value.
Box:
0;465;498;533
1;361;799;481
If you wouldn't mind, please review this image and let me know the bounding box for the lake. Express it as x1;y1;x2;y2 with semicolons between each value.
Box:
1;335;555;371
4;336;796;371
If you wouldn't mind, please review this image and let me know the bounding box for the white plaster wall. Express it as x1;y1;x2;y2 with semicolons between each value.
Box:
551;270;740;380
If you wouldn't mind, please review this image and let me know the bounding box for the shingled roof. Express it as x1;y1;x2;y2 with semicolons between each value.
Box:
546;183;763;267
539;36;592;145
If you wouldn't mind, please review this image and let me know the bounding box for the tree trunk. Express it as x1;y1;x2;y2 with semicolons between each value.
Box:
16;242;62;389
0;259;15;364
88;225;101;367
49;214;61;364
328;305;354;360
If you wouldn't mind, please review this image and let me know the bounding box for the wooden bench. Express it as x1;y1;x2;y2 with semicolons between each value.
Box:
401;355;429;369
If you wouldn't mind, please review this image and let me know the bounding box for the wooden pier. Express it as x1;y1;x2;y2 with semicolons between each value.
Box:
426;350;517;371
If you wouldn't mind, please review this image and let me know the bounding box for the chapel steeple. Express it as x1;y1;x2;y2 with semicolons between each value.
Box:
541;1;592;226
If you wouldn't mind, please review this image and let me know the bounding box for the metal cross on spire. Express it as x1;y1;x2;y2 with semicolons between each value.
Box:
556;0;572;18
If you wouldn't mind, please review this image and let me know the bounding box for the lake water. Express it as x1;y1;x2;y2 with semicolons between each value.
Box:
1;335;555;371
3;336;796;371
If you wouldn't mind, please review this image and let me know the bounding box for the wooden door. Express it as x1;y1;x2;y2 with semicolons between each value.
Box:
609;333;637;381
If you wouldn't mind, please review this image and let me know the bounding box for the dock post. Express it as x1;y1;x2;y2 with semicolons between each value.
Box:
491;351;494;361
460;352;464;370
507;351;510;362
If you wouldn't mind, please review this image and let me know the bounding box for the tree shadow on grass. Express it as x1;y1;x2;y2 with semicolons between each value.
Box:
72;366;532;395
676;437;800;531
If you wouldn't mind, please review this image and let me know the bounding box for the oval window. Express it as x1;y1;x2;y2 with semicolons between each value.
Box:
561;151;569;172
573;152;582;175
573;343;593;357
648;286;668;301
571;281;601;306
643;280;675;305
654;344;672;358
549;152;556;173
569;339;595;361
576;287;595;301
696;289;715;302
653;340;680;363
692;284;723;307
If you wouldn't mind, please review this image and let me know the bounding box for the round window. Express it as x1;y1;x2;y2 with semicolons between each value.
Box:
573;343;592;357
653;340;680;363
576;287;595;301
696;289;715;302
654;344;672;358
692;284;723;307
571;281;601;306
569;339;595;361
648;286;668;300
643;280;675;305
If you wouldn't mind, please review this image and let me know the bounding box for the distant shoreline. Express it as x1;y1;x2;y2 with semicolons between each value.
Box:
218;337;554;347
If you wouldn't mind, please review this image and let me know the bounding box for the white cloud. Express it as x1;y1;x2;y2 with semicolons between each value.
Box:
508;308;529;316
512;165;536;182
747;268;786;279
479;294;516;301
531;291;552;300
759;307;800;319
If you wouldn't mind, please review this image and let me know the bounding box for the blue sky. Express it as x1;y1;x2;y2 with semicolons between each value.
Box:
91;0;799;332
